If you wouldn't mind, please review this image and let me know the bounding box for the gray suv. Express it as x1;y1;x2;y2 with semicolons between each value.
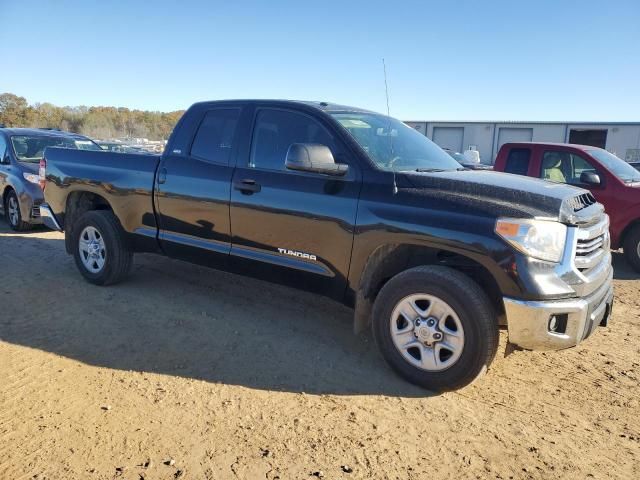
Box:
0;128;102;230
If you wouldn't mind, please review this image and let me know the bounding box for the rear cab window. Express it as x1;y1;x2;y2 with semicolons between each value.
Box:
190;108;241;165
504;148;531;175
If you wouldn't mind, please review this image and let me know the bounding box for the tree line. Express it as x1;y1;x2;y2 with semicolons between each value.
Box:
0;92;184;141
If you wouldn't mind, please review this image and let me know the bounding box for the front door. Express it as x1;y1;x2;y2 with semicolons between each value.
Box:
155;107;242;265
538;148;613;206
229;107;361;299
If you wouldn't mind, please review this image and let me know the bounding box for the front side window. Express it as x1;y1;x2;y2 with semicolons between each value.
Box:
332;112;460;172
250;109;337;171
540;150;598;185
504;148;530;175
190;108;241;165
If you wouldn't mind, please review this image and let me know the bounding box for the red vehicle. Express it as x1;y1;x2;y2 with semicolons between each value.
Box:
494;142;640;271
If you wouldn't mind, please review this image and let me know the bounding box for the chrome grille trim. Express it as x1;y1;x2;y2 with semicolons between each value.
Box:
572;214;610;278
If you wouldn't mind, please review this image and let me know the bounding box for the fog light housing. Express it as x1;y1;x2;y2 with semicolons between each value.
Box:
548;314;568;334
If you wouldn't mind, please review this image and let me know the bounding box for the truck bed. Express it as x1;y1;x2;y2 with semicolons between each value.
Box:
43;147;161;237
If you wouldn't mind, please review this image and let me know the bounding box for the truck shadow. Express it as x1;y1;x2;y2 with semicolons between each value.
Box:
0;224;428;397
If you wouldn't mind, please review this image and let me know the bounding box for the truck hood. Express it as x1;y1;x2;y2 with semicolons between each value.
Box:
18;162;39;173
400;170;604;225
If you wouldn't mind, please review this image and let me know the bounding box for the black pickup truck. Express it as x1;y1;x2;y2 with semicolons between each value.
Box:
40;100;614;392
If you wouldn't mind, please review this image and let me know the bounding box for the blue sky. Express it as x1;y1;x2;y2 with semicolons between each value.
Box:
1;0;639;120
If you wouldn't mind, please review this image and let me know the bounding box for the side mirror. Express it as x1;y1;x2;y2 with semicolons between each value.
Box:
0;153;9;165
580;171;601;186
285;143;348;176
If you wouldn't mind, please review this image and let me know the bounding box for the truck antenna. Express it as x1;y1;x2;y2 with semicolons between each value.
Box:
383;58;398;194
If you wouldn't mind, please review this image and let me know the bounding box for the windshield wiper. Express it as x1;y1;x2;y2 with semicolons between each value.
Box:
414;167;465;172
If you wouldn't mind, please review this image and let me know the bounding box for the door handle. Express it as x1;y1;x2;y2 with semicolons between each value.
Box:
233;179;261;194
157;167;167;184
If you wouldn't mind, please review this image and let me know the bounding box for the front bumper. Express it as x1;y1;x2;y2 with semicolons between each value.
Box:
504;268;613;350
40;204;62;231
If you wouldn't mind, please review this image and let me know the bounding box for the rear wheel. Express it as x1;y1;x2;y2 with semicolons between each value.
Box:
4;190;32;231
623;225;640;273
72;210;133;285
372;265;499;392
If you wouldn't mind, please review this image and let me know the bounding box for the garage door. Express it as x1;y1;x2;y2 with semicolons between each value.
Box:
497;127;533;150
432;127;464;152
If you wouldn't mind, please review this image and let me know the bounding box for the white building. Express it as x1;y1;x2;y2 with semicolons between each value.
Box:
404;121;640;165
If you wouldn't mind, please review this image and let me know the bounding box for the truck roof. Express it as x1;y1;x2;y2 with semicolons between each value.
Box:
502;141;603;151
189;99;375;114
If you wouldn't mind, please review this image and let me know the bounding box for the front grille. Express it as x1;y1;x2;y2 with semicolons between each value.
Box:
568;193;597;212
31;205;41;218
574;215;609;273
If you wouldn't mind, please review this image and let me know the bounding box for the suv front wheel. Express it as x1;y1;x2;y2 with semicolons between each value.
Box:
623;225;640;273
4;190;32;231
372;265;499;392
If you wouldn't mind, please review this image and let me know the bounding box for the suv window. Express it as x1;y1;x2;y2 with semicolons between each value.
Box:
190;108;241;165
250;109;337;171
0;135;6;162
504;148;530;175
540;150;598;185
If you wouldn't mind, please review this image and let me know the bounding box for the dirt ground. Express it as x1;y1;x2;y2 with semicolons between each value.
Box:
0;222;638;480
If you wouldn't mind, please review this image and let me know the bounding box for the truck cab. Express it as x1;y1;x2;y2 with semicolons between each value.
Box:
494;142;640;271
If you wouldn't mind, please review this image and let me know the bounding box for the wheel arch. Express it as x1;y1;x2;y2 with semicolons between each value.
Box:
63;191;114;254
2;185;15;206
353;243;505;334
619;217;640;250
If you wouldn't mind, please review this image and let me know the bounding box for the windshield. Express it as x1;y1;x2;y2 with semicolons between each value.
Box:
10;135;101;163
447;151;467;163
332;112;462;172
587;149;640;183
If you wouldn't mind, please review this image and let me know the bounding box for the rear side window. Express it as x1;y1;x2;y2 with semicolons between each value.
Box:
190;108;241;165
250;109;337;171
504;148;531;175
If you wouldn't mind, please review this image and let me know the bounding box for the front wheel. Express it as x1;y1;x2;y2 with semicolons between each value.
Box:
72;210;133;286
372;265;499;392
623;225;640;273
4;190;32;231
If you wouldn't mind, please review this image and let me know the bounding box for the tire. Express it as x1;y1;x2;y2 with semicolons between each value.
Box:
4;190;32;231
623;225;640;273
71;210;133;286
372;265;499;392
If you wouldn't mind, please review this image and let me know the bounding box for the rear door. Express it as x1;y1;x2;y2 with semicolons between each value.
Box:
229;106;361;298
155;106;243;264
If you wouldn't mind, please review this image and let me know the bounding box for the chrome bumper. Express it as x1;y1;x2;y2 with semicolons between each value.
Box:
40;204;62;231
504;268;613;350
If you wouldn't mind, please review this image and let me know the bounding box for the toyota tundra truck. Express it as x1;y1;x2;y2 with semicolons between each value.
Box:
39;100;614;392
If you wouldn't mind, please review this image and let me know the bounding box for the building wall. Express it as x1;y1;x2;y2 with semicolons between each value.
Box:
404;121;640;164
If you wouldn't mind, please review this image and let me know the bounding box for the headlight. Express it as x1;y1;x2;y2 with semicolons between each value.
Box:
23;173;40;184
495;218;567;263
